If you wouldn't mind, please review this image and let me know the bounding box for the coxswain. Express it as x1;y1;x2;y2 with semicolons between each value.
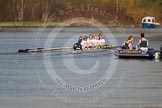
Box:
73;39;82;51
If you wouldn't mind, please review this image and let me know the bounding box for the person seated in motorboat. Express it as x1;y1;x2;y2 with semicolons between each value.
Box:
122;35;134;50
137;33;148;54
128;36;134;50
73;39;82;51
122;40;129;49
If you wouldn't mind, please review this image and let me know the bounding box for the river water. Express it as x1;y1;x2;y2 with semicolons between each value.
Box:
0;27;162;108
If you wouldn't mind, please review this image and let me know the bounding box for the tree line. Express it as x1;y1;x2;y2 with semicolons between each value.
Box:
0;0;162;24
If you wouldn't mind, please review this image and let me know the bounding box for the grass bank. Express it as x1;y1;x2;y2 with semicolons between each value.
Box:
0;22;61;27
0;21;140;28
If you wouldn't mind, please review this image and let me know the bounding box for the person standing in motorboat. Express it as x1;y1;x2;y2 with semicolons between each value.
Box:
137;33;148;53
122;35;134;50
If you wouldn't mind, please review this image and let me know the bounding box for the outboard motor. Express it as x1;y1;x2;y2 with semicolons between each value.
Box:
154;45;162;59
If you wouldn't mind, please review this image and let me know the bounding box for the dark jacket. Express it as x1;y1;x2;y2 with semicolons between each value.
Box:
73;39;82;51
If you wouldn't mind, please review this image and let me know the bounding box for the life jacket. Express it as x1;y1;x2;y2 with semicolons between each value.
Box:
140;40;148;47
122;41;129;49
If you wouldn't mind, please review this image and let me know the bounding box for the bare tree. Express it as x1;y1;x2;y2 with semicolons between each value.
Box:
42;0;52;22
19;0;24;21
9;0;24;22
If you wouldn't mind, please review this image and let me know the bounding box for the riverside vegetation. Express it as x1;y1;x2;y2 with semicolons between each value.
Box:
0;0;162;27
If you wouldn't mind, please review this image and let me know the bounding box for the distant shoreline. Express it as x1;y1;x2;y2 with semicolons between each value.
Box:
0;26;162;34
0;22;140;28
0;25;139;28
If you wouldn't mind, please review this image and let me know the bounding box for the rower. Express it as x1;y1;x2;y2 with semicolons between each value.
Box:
81;36;89;49
137;33;148;54
94;35;100;47
87;34;94;48
91;36;97;47
79;36;83;41
99;34;106;46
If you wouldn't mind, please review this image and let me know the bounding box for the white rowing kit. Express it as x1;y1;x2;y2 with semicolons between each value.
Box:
99;39;106;45
81;40;88;48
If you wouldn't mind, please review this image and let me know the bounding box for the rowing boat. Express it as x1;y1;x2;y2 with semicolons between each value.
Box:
18;45;117;53
72;45;117;54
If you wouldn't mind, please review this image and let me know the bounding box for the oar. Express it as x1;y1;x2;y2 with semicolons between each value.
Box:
18;45;120;53
18;47;73;53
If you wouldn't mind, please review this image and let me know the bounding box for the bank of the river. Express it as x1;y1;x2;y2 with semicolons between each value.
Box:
0;21;141;28
0;22;60;27
0;26;162;34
